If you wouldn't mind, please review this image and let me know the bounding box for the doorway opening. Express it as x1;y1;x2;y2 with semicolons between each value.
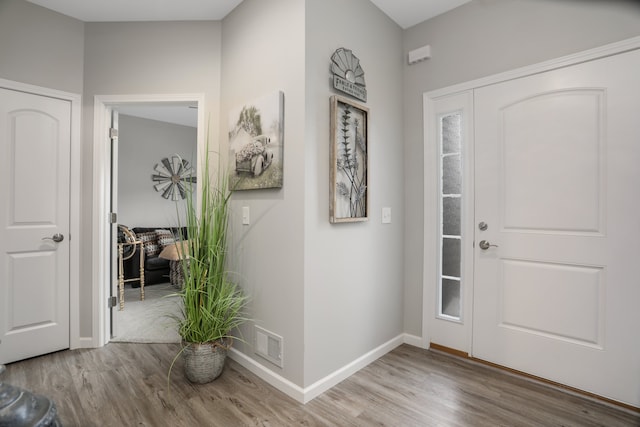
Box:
93;94;205;346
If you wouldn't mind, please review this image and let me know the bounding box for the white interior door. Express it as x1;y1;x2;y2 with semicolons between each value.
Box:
473;48;640;406
0;88;71;364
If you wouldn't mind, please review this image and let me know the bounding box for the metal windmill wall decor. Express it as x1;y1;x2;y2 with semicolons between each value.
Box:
152;155;197;201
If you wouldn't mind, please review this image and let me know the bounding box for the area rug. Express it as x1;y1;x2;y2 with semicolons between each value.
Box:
111;283;182;343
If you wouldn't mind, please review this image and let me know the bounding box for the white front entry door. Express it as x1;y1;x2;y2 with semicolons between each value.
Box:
473;48;640;406
0;87;71;364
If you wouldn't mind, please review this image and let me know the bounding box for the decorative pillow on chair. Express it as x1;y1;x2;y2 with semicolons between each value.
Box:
137;231;160;257
155;229;176;249
158;240;190;261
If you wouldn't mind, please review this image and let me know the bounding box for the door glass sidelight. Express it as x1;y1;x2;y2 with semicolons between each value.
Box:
439;113;462;320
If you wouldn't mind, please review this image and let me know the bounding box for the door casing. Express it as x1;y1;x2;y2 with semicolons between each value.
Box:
92;93;205;346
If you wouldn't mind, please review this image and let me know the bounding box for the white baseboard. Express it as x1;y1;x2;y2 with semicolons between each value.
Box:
302;334;404;402
228;348;306;402
402;333;425;348
229;334;406;404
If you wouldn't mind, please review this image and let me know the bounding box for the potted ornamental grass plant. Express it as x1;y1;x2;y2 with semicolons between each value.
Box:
170;146;248;384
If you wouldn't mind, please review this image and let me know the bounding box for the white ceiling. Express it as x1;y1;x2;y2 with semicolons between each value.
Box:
371;0;471;29
26;0;470;29
25;0;244;23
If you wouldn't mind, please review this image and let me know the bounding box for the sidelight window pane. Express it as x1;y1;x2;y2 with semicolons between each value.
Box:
441;238;461;278
439;112;462;321
443;197;461;236
441;278;461;318
442;155;461;194
442;114;461;154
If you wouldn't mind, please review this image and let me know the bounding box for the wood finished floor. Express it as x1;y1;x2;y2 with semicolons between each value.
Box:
2;343;638;426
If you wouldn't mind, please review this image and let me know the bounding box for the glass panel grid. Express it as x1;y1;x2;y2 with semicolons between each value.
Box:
438;112;462;321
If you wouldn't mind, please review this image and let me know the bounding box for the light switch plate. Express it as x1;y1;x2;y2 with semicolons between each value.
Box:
242;206;250;225
382;207;391;224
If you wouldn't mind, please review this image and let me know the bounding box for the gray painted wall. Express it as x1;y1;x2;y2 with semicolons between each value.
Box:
221;0;307;386
222;0;404;388
402;0;640;337
117;115;197;228
222;0;405;388
0;0;84;93
0;0;87;335
81;21;223;337
304;0;404;386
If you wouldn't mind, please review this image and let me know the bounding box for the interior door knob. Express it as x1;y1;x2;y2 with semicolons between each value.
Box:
42;233;64;243
479;240;498;250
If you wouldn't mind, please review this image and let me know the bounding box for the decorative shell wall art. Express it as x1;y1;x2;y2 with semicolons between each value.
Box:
330;47;367;102
151;155;197;201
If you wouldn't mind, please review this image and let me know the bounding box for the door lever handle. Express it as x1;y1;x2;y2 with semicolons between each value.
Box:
42;233;64;243
479;240;498;250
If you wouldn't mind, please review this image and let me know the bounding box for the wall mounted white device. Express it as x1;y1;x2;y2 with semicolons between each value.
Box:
408;44;431;65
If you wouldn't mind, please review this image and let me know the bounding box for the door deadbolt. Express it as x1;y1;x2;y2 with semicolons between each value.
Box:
478;221;488;231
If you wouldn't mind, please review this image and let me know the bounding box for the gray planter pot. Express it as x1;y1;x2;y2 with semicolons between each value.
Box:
182;340;229;384
0;365;62;426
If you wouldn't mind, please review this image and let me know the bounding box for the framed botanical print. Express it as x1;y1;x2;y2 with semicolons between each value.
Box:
330;95;369;223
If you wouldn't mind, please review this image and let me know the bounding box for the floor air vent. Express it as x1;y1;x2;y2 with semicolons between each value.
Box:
254;325;283;367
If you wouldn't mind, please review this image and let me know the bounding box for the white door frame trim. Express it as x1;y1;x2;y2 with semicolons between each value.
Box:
0;78;82;350
92;93;205;346
422;35;640;350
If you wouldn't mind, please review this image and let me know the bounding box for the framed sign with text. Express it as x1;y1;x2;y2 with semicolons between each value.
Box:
330;48;367;103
